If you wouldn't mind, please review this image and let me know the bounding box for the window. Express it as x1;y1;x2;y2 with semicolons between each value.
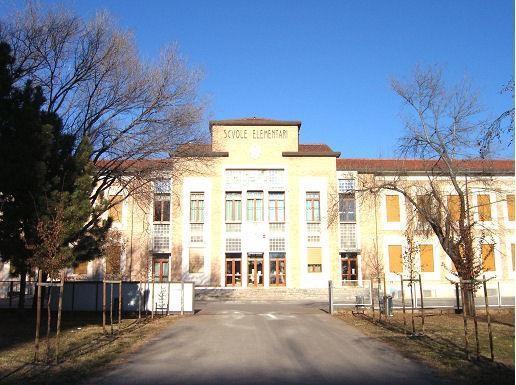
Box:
339;193;356;222
481;244;495;271
338;179;355;193
268;192;285;222
307;247;322;272
306;192;320;222
190;193;204;223
507;194;515;221
189;248;204;273
109;195;123;222
340;223;356;249
153;224;170;252
385;195;400;222
73;261;88;275
269;237;286;252
246;191;263;221
105;245;121;275
388;245;403;273
225;192;242;222
154;195;170;222
416;195;433;227
153;257;169;282
447;195;461;221
477;194;492;221
226;238;242;252
419;244;434;273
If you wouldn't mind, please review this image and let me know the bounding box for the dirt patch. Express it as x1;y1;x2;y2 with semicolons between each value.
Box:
337;309;514;385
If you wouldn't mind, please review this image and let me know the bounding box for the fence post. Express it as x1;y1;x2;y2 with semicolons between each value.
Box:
418;274;425;333
118;282;122;333
370;277;375;321
497;281;501;314
400;275;407;334
382;274;388;322
102;281;106;333
9;281;13;308
482;275;494;361
455;283;461;314
181;281;184;316
328;280;334;315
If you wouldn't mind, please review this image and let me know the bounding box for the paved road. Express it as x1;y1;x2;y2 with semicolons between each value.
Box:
91;301;443;385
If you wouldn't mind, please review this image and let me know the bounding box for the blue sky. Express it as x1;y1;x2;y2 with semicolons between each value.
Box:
6;0;515;158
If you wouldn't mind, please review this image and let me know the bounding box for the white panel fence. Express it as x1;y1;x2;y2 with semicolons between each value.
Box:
0;280;195;314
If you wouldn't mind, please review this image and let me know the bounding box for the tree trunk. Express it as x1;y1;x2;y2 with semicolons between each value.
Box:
462;286;476;316
55;271;65;364
18;272;26;310
34;271;43;362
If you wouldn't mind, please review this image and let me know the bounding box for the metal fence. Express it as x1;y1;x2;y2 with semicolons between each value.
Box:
329;277;515;314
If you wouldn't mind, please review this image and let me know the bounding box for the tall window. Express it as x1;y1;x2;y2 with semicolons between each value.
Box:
109;195;123;222
477;194;492;221
246;191;263;221
385;195;400;222
153;256;169;282
154;195;170;222
225;192;242;222
269;192;285;222
306;192;320;222
190;193;204;223
447;195;461;221
339;193;355;222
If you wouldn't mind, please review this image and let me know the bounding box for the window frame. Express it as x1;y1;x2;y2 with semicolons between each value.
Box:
306;192;321;223
225;192;242;223
268;191;285;223
190;192;205;224
246;191;264;222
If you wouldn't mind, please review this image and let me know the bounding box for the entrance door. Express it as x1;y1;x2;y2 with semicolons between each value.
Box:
341;252;358;282
270;252;286;286
225;253;242;287
247;253;264;287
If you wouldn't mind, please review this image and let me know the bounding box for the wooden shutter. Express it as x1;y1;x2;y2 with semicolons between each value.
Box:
477;194;491;221
106;245;121;275
481;244;495;271
307;248;322;265
388;245;403;273
109;195;123;222
447;195;460;221
74;261;88;275
189;248;204;273
386;195;400;222
419;244;434;272
507;194;515;221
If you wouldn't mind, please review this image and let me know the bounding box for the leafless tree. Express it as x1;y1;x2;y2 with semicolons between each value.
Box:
360;65;508;314
0;3;208;229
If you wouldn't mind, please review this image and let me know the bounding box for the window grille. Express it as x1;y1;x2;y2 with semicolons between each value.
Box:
269;223;285;232
154;179;171;193
153;224;170;252
269;238;286;252
226;223;241;232
338;179;355;193
225;238;242;252
307;235;320;244
307;222;321;233
340;223;356;249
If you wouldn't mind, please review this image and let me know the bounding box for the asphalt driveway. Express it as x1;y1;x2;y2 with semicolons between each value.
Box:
91;301;443;385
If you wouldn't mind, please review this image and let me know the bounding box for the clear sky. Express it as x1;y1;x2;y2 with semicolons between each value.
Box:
4;0;515;158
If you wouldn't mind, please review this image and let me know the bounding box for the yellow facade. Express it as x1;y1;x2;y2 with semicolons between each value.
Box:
49;118;514;295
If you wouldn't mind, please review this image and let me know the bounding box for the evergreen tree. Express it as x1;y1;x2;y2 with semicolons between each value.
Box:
0;42;110;308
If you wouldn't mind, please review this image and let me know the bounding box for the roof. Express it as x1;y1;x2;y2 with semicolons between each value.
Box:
209;117;302;130
284;143;341;158
336;158;515;175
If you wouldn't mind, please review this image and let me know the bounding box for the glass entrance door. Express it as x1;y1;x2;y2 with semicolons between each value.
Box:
341;252;358;282
247;253;264;287
270;252;286;286
225;253;242;286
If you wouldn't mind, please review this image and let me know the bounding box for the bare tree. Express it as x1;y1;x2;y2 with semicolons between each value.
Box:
0;3;207;231
361;65;508;314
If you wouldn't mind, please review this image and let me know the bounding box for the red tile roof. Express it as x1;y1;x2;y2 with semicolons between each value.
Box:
336;158;515;174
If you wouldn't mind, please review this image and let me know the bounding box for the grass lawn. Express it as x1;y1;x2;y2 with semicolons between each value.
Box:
337;308;514;385
0;309;178;385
